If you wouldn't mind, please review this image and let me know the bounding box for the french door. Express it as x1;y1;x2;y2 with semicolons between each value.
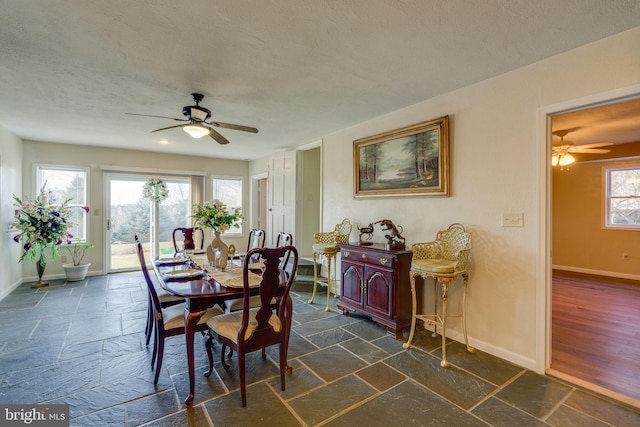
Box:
104;173;192;272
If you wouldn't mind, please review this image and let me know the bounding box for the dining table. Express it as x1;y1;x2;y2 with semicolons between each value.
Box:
152;253;260;406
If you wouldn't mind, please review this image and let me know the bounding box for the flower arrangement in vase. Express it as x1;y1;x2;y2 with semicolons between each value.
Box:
192;199;243;270
13;185;89;287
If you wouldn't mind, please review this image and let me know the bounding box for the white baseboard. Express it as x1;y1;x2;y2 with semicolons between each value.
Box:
421;324;538;372
21;270;105;283
552;265;640;281
0;279;23;302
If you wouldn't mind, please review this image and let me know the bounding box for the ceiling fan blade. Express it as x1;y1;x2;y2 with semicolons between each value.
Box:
208;121;259;133
126;113;188;122
571;141;614;150
150;124;188;133
207;127;230;145
572;148;612;154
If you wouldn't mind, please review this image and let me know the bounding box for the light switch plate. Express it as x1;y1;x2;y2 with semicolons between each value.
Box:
502;213;524;227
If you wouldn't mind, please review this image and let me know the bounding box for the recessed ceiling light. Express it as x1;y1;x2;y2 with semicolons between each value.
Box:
159;140;169;145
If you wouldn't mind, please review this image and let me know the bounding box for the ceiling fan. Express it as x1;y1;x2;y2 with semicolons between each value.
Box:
126;93;258;144
551;129;613;167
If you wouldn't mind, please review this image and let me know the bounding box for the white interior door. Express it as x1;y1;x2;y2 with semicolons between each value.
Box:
267;151;296;246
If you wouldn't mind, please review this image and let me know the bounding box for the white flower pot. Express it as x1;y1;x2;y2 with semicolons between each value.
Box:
63;263;91;282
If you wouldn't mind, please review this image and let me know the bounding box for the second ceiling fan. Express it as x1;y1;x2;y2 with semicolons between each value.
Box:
127;93;258;145
551;129;613;167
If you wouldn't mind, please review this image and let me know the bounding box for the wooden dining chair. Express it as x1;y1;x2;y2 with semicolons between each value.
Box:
275;232;293;270
172;227;204;252
205;245;298;407
231;229;265;264
223;231;294;313
138;235;185;346
135;234;223;383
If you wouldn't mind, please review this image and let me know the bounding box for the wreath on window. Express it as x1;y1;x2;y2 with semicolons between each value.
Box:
142;178;169;203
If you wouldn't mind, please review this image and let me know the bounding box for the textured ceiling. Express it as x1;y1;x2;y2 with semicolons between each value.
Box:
1;1;639;160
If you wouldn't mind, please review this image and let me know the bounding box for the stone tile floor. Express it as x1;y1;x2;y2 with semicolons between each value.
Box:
0;272;639;426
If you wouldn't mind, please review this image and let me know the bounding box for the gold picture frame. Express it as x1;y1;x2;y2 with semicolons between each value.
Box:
354;115;449;198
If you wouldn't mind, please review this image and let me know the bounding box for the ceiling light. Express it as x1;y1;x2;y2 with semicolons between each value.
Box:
551;154;559;166
558;153;575;166
183;125;210;139
159;139;169;145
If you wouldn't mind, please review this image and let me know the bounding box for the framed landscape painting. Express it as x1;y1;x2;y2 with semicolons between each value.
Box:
353;115;449;198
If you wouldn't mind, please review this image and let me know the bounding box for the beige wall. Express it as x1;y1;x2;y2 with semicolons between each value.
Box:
553;158;640;278
20;141;250;279
0;125;23;298
318;27;640;370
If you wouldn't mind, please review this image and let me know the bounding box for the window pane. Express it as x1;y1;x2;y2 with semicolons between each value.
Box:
36;166;88;241
609;197;640;225
610;169;640;197
212;177;243;234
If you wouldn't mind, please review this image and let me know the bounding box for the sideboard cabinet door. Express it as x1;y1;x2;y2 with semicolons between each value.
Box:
337;243;412;338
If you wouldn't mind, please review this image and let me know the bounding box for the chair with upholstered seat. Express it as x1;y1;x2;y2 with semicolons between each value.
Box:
172;227;204;253
135;234;223;383
223;231;294;313
309;219;352;311
141;235;185;346
403;223;475;367
229;229;265;267
205;245;298;407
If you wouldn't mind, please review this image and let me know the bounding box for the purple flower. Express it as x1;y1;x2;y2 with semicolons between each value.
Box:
23;242;31;251
13;234;20;243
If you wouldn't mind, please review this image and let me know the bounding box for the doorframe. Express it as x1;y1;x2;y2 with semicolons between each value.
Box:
537;84;640;374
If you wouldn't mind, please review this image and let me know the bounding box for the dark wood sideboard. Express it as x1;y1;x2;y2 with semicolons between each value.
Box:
337;243;412;338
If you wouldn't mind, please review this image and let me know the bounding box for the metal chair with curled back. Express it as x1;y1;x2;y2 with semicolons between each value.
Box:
309;219;352;312
403;223;475;367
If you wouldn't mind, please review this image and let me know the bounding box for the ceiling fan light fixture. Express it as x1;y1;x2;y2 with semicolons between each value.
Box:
551;154;559;166
183;124;210;139
558;153;575;166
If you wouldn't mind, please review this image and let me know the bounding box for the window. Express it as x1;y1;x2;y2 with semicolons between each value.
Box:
212;176;243;235
605;166;640;228
36;165;89;241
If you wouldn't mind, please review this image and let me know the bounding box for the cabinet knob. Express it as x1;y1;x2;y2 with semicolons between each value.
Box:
361;254;366;260
379;257;388;265
343;251;350;258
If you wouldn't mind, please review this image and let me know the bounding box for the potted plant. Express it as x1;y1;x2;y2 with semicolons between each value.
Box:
62;238;94;281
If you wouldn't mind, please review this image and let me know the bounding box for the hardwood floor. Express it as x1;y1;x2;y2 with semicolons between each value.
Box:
552;270;640;401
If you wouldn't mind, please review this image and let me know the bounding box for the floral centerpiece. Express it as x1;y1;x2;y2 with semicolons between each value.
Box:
192;199;243;233
142;178;169;203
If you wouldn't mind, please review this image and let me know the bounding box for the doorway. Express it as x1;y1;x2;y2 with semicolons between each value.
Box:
104;173;192;272
546;93;640;405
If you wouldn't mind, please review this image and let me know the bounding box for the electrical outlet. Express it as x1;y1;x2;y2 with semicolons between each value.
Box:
61;255;68;263
501;213;524;227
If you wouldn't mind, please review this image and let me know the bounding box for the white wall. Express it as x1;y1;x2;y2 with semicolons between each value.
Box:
0;125;23;298
319;27;640;370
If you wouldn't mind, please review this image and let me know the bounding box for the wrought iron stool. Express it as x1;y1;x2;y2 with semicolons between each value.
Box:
403;223;475;367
